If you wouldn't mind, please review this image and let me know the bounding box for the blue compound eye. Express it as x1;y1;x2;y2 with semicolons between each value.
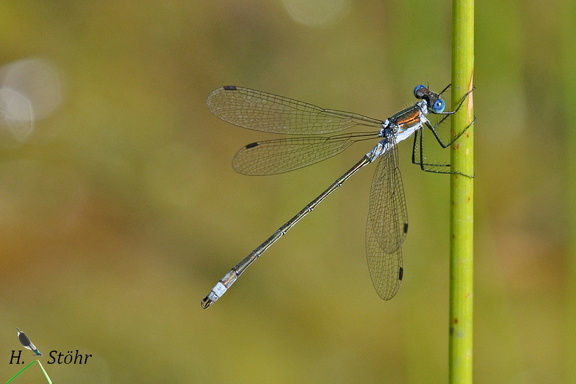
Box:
432;98;445;113
413;84;427;98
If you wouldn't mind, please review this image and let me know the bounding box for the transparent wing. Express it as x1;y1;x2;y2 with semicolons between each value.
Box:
233;133;377;175
207;86;383;135
365;141;408;300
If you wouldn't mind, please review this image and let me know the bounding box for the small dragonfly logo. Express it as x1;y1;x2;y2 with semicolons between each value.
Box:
16;328;42;356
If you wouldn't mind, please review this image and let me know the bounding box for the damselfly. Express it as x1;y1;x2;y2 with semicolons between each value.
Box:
201;84;473;308
17;328;42;356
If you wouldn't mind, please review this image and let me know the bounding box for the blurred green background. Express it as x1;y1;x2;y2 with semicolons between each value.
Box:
0;0;573;383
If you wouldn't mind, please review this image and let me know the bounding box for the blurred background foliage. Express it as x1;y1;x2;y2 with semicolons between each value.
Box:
0;0;572;383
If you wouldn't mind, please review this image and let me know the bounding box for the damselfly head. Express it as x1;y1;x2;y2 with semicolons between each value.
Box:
413;85;445;114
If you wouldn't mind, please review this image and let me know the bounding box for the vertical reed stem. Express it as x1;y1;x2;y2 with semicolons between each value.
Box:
449;0;475;382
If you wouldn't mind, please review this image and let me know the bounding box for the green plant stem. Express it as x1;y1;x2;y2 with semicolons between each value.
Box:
5;360;52;384
6;360;36;383
449;0;475;383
